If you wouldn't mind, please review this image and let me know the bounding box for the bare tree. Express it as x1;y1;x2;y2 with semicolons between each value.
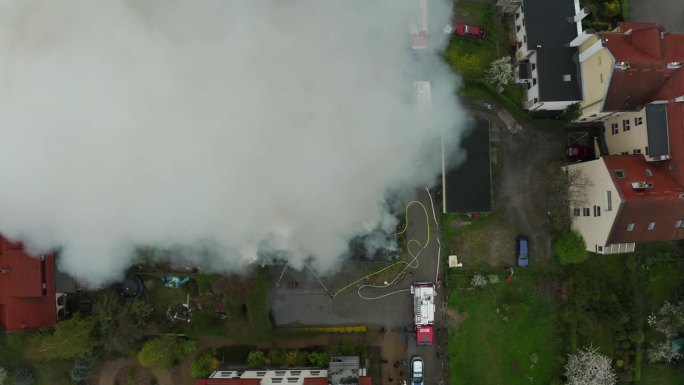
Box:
564;346;617;385
544;162;593;233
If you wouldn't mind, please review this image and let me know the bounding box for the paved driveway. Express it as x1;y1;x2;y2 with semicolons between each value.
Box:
630;0;684;32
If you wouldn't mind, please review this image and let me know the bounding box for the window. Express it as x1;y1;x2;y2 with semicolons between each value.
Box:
635;116;643;126
532;78;537;85
615;169;626;178
596;245;604;253
611;123;619;134
532;64;536;71
516;12;520;20
648;222;656;230
583;208;591;216
600;73;603;83
627;223;635;231
593;205;601;217
621;151;629;155
634;149;642;154
573;208;581;216
517;25;521;32
675;219;684;228
646;168;653;177
533;97;538;104
646;146;649;156
623;119;631;131
605;191;612;211
517;42;522;49
523;35;527;43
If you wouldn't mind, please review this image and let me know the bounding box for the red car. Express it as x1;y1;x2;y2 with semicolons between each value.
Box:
445;23;486;40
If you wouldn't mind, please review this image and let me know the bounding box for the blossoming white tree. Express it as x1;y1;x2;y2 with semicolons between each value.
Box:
564;347;617;385
485;57;513;88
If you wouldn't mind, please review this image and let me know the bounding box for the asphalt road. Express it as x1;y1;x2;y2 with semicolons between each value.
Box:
268;187;446;385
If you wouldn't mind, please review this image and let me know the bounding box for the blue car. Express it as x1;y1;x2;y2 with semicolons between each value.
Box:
516;236;529;267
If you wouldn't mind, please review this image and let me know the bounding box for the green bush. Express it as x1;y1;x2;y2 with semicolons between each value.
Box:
268;349;287;366
247;350;265;368
191;351;220;378
307;351;330;367
554;231;588;265
602;1;621;18
13;369;35;385
629;330;644;344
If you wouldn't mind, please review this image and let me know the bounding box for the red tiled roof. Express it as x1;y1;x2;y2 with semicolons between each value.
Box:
303;378;328;385
195;379;262;385
602;156;684;243
597;25;684;111
0;235;57;332
358;376;373;385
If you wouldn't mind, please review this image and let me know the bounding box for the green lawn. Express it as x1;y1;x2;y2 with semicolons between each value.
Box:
640;364;684;385
448;274;564;385
444;2;500;80
140;268;273;342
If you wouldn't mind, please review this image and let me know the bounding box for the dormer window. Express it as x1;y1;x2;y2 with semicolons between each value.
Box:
616;61;630;70
667;62;682;69
631;181;653;189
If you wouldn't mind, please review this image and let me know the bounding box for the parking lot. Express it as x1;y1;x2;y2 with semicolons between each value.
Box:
269;187;446;385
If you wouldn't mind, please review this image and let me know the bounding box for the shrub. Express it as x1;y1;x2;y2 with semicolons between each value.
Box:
247;350;265;368
268;349;287;366
471;274;487;288
0;367;7;385
307;351;330;367
602;1;621;18
191;351;220;378
13;369;35;385
554;231;588;265
629;330;644;344
71;353;98;384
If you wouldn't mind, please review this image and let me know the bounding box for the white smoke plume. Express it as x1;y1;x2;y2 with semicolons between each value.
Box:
0;0;467;286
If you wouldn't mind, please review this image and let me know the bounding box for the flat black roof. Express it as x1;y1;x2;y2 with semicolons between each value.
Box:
523;0;582;102
646;103;670;157
444;119;491;213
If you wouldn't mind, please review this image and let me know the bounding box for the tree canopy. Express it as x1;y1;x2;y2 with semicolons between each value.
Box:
26;314;96;360
138;336;196;369
564;347;617;385
554;231;588;265
93;292;154;355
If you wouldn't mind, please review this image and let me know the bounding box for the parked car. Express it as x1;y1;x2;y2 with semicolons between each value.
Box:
566;145;593;159
445;23;486;39
516;236;529;267
411;356;424;385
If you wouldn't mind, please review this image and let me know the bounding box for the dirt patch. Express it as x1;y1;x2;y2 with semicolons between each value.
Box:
445;308;468;329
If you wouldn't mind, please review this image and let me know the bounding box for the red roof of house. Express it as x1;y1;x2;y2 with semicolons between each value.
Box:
358;376;372;385
0;235;57;332
602;156;684;243
597;24;684;111
302;378;328;385
195;379;262;385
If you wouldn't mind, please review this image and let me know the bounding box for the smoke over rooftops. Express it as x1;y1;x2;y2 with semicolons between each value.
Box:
0;0;467;285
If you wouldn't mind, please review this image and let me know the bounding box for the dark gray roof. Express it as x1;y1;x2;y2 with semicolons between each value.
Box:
518;63;531;79
523;0;582;102
646;103;670;157
444;119;491;213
